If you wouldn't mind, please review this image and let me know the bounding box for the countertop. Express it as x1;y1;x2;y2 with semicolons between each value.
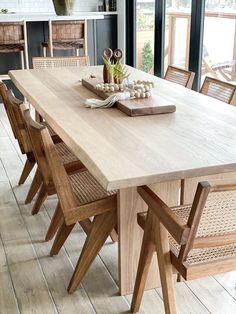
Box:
0;11;117;22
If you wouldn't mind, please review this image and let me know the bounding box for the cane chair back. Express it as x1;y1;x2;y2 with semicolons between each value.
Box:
32;56;90;69
131;182;236;313
164;65;195;89
200;76;236;105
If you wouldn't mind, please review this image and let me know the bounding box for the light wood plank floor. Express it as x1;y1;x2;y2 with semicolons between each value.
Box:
0;104;236;314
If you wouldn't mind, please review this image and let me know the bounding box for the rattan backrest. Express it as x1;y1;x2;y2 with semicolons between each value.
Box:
51;20;85;41
200;76;236;104
32;56;90;69
164;65;195;89
0;22;24;44
23;110;52;186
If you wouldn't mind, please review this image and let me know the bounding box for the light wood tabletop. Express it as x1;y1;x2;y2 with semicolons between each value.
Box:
9;66;236;294
9;66;236;191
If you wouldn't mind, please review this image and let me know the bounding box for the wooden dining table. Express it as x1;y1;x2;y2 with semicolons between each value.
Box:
9;65;236;295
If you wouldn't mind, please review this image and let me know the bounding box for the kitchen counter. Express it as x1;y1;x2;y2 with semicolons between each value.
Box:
0;11;117;22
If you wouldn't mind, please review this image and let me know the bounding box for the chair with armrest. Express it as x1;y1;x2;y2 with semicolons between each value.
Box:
23;109;118;293
131;182;236;313
164;65;195;89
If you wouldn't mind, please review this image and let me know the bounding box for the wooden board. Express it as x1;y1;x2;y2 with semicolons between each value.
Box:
82;77;176;116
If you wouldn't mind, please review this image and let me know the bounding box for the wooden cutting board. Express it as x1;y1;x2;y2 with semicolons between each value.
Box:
82;77;176;117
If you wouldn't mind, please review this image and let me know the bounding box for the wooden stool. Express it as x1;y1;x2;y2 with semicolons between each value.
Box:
0;21;29;79
42;20;88;57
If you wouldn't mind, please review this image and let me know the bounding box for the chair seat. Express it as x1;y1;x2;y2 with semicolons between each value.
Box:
0;43;24;52
69;170;117;206
55;142;79;165
42;41;84;50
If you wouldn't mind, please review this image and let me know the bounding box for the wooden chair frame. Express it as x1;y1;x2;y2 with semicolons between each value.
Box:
131;183;236;313
0;82;35;184
23;109;117;293
164;65;195;89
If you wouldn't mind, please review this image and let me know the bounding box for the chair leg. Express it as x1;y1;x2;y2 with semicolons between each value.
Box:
31;184;47;215
25;167;42;204
67;208;117;294
43;46;47;57
18;158;35;185
20;50;25;69
110;227;118;242
154;216;177;314
50;221;75;256
131;211;156;313
45;203;63;241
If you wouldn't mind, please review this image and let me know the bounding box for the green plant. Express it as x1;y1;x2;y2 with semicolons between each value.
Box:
113;63;130;81
140;42;154;73
103;57;130;82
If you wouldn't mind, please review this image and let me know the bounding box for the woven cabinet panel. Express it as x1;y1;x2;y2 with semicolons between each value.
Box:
52;21;84;41
0;22;24;44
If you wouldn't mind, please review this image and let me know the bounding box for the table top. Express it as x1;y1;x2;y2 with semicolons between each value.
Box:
9;66;236;190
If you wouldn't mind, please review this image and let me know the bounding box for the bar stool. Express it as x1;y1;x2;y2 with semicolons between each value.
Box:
0;21;29;79
42;20;88;57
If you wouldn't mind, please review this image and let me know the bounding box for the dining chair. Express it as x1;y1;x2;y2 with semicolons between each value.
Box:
164;65;195;89
32;56;90;69
42;20;88;57
131;182;236;313
200;76;236;105
24;109;117;293
0;83;85;206
0;21;29;80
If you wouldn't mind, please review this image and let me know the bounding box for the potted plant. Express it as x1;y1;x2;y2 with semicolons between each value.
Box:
52;0;76;15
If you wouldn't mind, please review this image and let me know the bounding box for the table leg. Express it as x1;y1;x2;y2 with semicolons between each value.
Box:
118;180;180;295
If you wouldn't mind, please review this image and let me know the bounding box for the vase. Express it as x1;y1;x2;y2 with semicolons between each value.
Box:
52;0;76;16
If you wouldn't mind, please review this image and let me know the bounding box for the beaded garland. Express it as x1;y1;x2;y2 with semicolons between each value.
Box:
95;80;155;99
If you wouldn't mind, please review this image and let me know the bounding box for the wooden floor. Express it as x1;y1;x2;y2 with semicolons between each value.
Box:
0;105;236;314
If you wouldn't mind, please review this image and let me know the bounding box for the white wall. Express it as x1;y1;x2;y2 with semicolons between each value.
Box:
0;0;98;13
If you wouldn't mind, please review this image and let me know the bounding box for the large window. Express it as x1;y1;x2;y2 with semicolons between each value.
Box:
128;0;236;89
136;0;155;73
202;1;236;83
